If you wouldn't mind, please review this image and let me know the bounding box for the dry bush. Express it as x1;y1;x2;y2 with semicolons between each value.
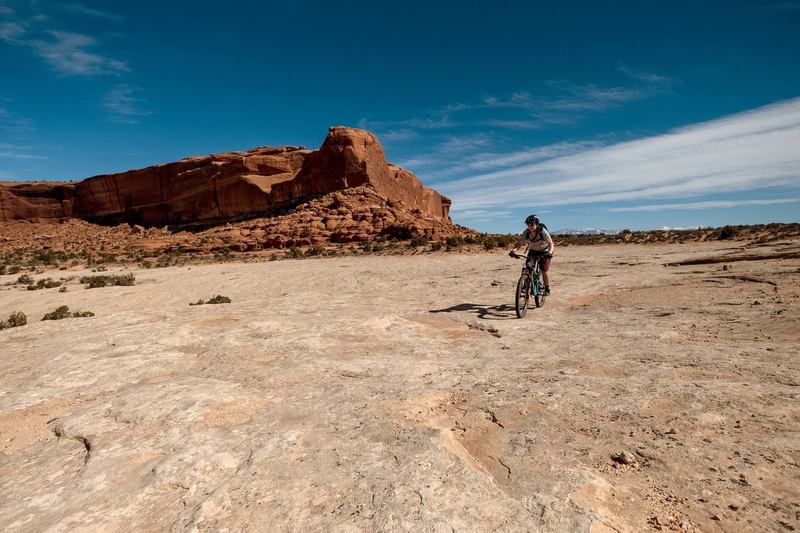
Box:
41;306;95;321
80;273;135;288
0;311;27;330
189;295;232;306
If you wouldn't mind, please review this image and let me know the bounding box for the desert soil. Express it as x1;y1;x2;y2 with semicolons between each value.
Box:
0;241;798;532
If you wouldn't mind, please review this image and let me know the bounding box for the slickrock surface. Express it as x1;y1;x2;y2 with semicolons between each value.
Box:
0;127;452;229
1;240;798;531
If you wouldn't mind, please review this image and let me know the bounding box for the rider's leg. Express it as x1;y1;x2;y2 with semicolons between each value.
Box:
541;257;552;294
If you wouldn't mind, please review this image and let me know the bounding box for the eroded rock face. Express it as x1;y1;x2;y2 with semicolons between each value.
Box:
0;128;451;228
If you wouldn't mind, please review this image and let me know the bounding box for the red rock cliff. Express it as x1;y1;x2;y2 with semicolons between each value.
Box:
0;127;451;227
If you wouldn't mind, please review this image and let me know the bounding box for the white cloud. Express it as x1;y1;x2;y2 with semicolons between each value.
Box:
441;98;800;213
103;84;152;122
30;30;127;75
610;198;798;212
62;3;124;21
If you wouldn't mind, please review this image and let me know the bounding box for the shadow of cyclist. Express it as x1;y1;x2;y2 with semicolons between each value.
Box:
429;303;517;320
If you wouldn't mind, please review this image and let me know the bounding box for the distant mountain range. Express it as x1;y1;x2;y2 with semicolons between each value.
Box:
552;228;621;235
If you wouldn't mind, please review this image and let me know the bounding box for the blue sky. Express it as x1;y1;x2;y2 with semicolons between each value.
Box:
1;0;798;232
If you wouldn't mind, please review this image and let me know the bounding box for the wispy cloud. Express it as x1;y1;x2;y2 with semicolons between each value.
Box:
367;66;674;142
0;142;46;159
0;106;35;136
28;30;127;75
609;198;799;212
439;97;800;213
0;6;127;76
62;3;124;21
103;84;152;123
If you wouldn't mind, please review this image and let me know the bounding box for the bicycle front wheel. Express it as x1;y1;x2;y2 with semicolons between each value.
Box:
515;274;530;318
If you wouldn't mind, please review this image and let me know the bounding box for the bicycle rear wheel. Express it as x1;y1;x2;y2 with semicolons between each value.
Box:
515;274;530;318
533;271;545;308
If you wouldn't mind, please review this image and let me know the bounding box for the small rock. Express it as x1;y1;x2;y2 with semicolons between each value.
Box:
710;514;721;521
611;450;638;465
753;300;761;305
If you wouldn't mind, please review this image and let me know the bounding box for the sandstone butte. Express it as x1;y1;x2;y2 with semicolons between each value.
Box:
0;127;455;238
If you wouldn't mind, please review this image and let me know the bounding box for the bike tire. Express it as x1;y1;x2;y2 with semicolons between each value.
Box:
533;272;545;308
515;274;530;318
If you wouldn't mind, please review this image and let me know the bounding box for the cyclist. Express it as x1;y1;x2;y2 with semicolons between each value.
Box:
508;215;555;295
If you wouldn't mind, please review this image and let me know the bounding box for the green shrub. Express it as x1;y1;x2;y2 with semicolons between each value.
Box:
0;311;27;329
17;274;34;285
27;278;62;291
42;306;72;320
190;295;232;306
409;236;429;247
717;226;736;240
430;241;443;251
80;273;135;288
304;246;325;257
41;306;94;320
284;247;303;259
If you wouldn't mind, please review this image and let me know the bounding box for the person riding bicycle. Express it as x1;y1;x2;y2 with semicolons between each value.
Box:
508;215;555;295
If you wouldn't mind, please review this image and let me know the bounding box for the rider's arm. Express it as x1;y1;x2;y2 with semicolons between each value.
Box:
546;233;555;255
509;236;525;254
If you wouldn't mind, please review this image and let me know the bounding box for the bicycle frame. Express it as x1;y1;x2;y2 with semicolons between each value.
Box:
513;251;547;318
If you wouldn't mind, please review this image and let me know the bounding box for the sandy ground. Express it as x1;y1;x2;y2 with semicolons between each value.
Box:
0;241;798;532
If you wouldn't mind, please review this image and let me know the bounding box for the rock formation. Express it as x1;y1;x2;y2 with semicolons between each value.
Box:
0;127;452;230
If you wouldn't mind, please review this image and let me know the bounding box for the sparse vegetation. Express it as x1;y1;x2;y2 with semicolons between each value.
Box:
79;273;135;288
26;278;62;290
41;306;94;321
17;274;34;285
0;311;27;330
189;295;232;306
409;236;429;248
304;245;325;257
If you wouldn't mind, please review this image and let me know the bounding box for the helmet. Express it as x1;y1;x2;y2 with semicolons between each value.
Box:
525;215;540;225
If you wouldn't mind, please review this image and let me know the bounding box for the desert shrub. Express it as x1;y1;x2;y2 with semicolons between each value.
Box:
0;311;27;329
27;278;62;291
41;306;94;320
190;295;231;306
304;246;325;257
409;236;429;248
463;234;479;245
717;226;736;240
483;238;496;250
41;305;72;320
0;265;5;275
445;236;465;251
430;241;443;251
17;274;34;285
495;234;517;247
284;247;303;259
361;241;373;253
80;273;135;288
59;286;68;293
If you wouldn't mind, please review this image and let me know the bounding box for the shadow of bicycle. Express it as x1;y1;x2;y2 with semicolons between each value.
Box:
429;303;518;320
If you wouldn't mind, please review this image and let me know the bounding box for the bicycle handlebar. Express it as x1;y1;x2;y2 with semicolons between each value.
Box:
509;251;552;259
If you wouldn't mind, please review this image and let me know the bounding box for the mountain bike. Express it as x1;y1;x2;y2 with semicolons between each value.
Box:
510;251;549;318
